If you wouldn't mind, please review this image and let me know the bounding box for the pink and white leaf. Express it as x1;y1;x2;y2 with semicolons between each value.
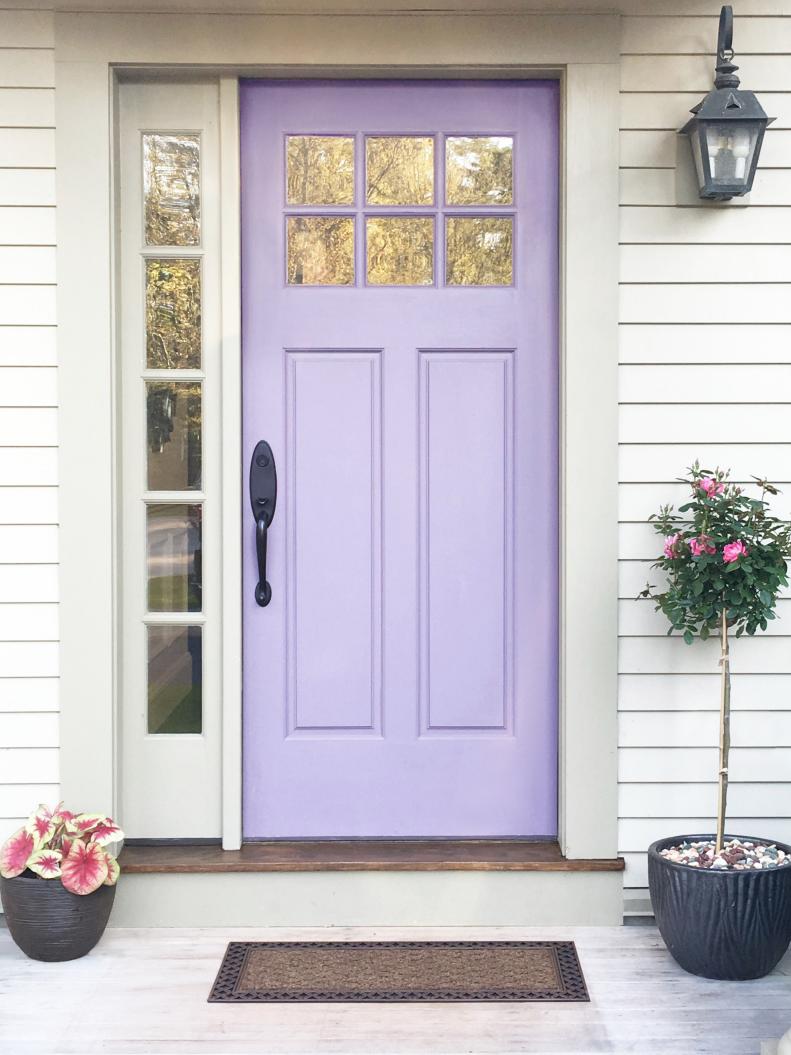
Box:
66;813;105;837
27;848;63;879
89;818;124;847
52;804;76;825
0;827;35;879
103;853;120;887
25;810;56;846
61;840;108;895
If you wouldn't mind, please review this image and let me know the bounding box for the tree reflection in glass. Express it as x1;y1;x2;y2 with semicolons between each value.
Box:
286;136;355;205
287;216;355;285
446;217;513;286
446;136;513;205
366;217;433;285
146;382;202;491
143;133;201;247
366;136;434;206
146;259;201;369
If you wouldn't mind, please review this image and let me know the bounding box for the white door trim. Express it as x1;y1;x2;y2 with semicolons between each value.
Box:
55;9;619;859
218;78;244;849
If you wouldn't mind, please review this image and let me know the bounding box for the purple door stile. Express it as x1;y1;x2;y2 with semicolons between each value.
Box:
241;80;559;838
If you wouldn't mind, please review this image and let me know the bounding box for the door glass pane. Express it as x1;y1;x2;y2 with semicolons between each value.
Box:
147;504;202;612
147;625;202;734
143;133;201;246
146;382;202;491
366;217;433;286
287;216;354;285
365;136;434;205
445;136;514;205
286;135;355;205
446;216;514;286
146;258;201;369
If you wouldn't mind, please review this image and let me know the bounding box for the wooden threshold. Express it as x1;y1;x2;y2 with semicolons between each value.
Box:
120;840;625;874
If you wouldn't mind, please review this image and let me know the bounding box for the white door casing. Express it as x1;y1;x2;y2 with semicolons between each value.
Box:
56;11;619;860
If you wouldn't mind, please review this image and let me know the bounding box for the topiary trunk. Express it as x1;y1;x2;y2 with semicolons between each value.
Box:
716;606;731;855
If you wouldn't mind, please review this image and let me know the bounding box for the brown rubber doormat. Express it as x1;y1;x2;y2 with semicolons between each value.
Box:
208;940;589;1003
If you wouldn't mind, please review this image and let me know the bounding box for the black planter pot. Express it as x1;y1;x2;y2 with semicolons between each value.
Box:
648;833;791;980
1;871;115;962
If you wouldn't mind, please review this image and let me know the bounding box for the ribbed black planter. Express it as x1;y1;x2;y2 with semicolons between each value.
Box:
648;833;791;980
1;871;115;962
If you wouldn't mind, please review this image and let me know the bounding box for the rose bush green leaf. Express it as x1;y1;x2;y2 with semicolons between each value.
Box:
643;464;791;642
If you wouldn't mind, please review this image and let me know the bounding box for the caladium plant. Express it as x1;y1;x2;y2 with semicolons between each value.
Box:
0;803;123;895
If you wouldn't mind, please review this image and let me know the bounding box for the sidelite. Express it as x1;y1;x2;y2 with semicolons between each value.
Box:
119;84;225;838
142;131;205;736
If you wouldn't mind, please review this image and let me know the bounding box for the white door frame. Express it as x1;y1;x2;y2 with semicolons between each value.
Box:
55;9;620;857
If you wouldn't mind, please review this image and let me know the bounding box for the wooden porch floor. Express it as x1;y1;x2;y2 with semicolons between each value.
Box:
1;923;789;1054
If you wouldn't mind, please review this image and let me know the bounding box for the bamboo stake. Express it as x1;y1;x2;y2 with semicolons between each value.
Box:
716;606;731;856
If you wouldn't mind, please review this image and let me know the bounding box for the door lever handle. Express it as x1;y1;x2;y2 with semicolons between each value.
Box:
249;441;277;608
255;512;271;607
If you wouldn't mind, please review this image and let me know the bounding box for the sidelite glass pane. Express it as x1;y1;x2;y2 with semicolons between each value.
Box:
366;217;433;286
143;133;200;246
146;258;201;369
287;216;354;285
446;136;513;205
146;382;202;491
446;216;514;286
147;504;202;613
366;136;434;205
286;135;355;205
147;625;202;734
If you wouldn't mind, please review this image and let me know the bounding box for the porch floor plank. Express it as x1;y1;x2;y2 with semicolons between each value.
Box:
119;839;625;873
1;924;789;1054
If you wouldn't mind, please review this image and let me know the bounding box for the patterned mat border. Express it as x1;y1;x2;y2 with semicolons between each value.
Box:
208;940;589;1003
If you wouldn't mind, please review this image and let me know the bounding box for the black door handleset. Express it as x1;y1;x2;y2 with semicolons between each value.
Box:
249;440;277;607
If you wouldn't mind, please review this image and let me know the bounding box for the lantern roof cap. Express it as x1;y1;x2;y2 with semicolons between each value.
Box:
682;86;774;130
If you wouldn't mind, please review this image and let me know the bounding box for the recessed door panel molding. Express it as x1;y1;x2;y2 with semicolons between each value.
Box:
242;80;559;838
418;350;514;737
284;350;383;737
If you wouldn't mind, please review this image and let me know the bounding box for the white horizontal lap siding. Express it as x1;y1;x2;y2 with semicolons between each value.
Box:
0;11;59;856
618;12;791;897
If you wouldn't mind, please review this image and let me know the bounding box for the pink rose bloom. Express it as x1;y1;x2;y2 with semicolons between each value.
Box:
663;533;681;559
723;540;748;563
689;535;716;557
699;477;725;497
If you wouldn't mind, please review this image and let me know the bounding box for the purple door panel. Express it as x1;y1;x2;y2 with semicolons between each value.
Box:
241;80;559;838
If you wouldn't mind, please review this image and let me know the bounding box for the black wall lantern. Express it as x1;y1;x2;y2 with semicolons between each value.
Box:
681;5;775;201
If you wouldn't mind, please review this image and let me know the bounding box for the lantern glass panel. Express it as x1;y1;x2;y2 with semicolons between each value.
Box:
689;128;706;189
704;122;758;187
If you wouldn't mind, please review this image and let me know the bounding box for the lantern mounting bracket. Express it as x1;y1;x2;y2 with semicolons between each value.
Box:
717;4;733;60
714;5;740;89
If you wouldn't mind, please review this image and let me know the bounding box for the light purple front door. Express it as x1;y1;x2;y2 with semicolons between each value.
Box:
241;80;559;838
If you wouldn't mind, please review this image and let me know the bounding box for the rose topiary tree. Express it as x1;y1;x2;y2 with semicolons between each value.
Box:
642;463;791;855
